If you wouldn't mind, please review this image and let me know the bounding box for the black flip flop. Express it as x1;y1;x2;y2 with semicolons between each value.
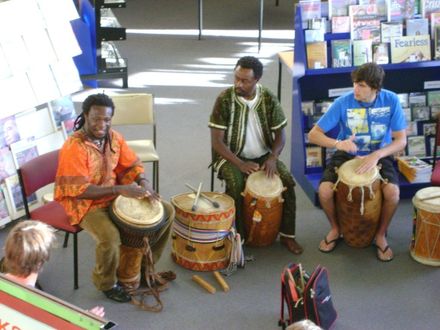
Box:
318;236;341;253
375;244;394;262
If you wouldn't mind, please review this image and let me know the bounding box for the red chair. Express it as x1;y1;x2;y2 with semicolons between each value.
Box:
17;149;82;289
432;117;440;185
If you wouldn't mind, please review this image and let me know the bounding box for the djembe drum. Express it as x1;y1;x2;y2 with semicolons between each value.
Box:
110;196;173;290
410;187;440;266
335;158;383;248
171;192;235;271
242;171;285;247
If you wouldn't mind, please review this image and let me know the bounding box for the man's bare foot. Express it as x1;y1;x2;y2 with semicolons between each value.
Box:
280;237;303;255
318;229;341;253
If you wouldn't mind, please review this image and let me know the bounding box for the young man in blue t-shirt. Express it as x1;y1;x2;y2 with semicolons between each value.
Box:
308;62;407;262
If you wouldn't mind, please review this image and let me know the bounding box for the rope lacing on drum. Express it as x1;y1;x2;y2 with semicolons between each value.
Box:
220;228;246;276
128;236;171;312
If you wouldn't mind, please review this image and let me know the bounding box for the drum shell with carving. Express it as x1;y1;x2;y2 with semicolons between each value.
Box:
170;192;235;271
110;198;174;290
242;171;284;247
411;187;440;266
171;192;235;231
335;159;382;248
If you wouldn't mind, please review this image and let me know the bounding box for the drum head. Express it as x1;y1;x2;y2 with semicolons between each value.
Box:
246;171;283;198
338;158;378;186
413;187;440;213
171;192;234;214
113;195;164;228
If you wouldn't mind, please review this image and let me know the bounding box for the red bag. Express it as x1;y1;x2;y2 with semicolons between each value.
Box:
279;263;337;330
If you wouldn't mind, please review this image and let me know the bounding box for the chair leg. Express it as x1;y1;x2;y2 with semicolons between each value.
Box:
73;232;79;290
156;162;159;194
63;232;69;248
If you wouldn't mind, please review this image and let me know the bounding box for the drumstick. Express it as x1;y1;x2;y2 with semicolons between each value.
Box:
419;194;440;202
185;183;220;208
191;182;203;211
213;271;230;292
192;275;216;294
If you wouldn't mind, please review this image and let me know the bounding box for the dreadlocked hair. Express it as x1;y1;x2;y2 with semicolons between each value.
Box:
73;93;115;131
74;93;116;152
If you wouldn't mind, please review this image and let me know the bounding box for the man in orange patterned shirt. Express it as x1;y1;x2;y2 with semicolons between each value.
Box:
55;93;158;302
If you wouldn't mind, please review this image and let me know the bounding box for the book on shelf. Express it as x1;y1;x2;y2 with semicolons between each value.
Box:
429;136;440;156
9;138;39;169
403;107;411;122
390;35;431;63
372;42;389;64
406;18;429;36
435;26;440;59
411;105;431;120
421;0;440;19
387;0;418;23
48;95;76;128
308;17;327;31
305;29;325;43
430;12;440;36
406;121;418;136
4;174;25;220
396;156;432;183
328;0;356;18
0;147;17;182
302;101;315;116
331;16;350;33
349;4;381;42
381;22;403;43
299;0;322;28
353;39;373;66
427;90;440;105
0;184;11;227
0;115;21;148
306;146;323;167
397;93;409;107
407;135;427;156
359;0;388;19
331;39;352;67
409;92;427;106
422;121;437;135
431;105;440;119
315;101;333;114
306;41;328;69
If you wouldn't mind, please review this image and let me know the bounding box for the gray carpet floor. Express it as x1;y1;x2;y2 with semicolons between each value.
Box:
1;0;439;329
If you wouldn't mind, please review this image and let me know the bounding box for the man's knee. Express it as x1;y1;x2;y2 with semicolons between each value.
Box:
382;183;399;203
319;182;334;201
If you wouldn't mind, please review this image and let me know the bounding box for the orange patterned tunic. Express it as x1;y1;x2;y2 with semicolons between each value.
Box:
55;129;144;225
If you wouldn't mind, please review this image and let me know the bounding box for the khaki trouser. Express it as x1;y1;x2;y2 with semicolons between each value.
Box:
80;208;121;291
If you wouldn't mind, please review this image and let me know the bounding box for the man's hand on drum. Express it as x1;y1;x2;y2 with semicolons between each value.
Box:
118;182;160;201
336;135;357;154
355;152;380;174
138;179;161;201
238;161;260;175
261;154;277;178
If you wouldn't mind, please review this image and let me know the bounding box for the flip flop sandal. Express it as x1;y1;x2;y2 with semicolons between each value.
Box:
318;236;341;253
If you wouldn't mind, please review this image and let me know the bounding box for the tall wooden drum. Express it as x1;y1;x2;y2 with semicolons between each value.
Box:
171;192;235;271
242;171;284;247
335;158;383;248
411;187;440;266
110;196;170;289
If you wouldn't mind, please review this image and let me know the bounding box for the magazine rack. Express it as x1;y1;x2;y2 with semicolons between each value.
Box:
291;4;440;205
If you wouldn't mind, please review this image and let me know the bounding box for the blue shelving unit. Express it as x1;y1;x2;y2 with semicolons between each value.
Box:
291;5;438;206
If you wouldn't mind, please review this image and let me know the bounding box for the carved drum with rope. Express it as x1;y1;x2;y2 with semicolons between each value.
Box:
335;158;384;248
109;196;172;290
171;192;235;271
242;171;285;247
410;187;440;266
